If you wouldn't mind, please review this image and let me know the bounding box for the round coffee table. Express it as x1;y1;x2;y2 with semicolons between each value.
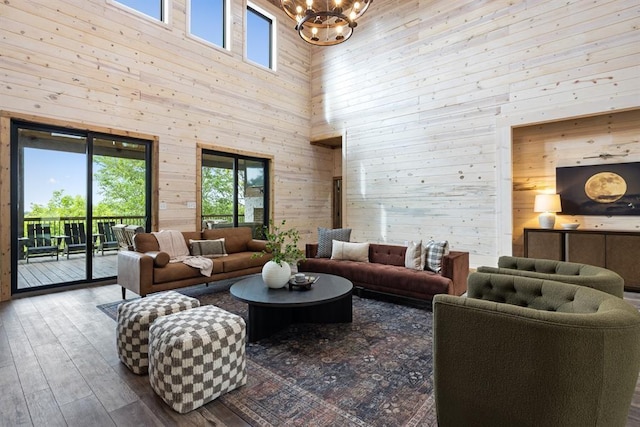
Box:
230;273;353;342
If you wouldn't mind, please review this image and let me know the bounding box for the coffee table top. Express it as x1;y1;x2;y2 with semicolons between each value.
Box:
230;273;353;308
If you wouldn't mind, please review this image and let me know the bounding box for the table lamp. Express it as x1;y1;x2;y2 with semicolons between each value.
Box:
534;194;561;229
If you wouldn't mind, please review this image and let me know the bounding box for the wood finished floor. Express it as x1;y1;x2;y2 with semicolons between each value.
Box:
1;284;639;426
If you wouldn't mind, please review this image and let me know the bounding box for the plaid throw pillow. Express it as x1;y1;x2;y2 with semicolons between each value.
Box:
317;227;351;258
424;240;449;272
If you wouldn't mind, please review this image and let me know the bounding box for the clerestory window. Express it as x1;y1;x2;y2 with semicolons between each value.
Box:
111;0;167;23
189;0;229;49
246;3;276;70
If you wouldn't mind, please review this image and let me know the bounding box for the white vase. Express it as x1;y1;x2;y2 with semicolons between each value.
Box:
261;260;291;289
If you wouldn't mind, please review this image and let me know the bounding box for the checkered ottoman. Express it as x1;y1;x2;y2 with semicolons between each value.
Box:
148;305;247;414
116;291;200;374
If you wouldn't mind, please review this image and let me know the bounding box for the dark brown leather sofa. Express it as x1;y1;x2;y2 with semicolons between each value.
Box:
117;227;271;298
299;243;469;305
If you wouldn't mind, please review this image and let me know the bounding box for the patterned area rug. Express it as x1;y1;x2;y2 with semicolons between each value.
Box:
98;284;437;426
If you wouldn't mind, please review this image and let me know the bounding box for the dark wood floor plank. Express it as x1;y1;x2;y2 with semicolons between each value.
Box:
0;324;13;369
0;364;33;426
32;342;94;407
24;388;67;427
59;394;116;427
108;400;166;427
66;343;139;413
3;313;50;396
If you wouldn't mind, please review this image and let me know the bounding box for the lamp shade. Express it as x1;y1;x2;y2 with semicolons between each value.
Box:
534;194;561;213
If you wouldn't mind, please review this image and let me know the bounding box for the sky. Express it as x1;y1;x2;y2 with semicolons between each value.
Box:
23;148;101;210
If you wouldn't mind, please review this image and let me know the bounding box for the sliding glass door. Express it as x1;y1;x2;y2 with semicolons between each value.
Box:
201;150;268;237
11;121;152;294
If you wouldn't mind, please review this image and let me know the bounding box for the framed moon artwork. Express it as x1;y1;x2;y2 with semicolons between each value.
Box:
556;162;640;216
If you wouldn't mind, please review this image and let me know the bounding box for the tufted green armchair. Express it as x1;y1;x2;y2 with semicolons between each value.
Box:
433;272;640;427
477;255;625;298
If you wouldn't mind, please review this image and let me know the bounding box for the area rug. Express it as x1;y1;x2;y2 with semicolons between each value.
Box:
98;284;437;426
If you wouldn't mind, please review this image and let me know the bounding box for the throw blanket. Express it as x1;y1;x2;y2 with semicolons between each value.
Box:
152;230;213;277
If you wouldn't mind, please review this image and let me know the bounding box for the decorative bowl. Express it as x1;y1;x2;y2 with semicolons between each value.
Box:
561;223;580;230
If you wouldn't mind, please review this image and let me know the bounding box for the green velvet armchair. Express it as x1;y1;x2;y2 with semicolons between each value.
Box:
433;272;640;427
477;255;625;298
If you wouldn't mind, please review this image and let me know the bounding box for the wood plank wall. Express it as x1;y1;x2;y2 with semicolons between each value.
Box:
512;109;640;256
0;0;638;300
0;0;336;300
310;0;639;266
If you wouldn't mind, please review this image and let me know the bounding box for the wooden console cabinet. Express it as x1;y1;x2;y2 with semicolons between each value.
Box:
524;228;640;291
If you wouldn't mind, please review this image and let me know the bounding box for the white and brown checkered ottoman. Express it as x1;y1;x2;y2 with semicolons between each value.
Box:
148;305;247;414
116;291;200;375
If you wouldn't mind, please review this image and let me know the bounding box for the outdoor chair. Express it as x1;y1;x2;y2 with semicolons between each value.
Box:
97;221;119;255
112;224;144;251
63;222;91;259
24;223;59;263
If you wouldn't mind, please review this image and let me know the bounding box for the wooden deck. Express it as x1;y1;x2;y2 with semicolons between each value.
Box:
17;251;118;290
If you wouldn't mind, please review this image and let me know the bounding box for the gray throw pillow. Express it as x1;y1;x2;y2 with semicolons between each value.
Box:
317;227;351;258
189;238;227;257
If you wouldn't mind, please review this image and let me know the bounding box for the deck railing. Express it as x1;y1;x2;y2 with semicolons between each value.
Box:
20;215;147;238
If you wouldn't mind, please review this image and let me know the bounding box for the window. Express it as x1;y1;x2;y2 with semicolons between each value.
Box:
112;0;166;22
11;121;152;294
201;150;269;238
189;0;228;49
246;3;276;70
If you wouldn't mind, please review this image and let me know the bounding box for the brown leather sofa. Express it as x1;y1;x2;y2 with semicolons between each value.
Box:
117;227;272;298
299;243;469;305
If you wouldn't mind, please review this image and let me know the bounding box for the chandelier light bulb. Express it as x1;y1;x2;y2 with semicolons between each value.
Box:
306;0;313;8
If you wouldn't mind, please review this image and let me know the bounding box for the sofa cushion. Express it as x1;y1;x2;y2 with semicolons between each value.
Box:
153;262;203;284
300;257;451;299
220;253;269;273
190;238;227;258
203;227;251;253
133;233;160;253
331;241;369;262
369;243;406;267
317;227;351;258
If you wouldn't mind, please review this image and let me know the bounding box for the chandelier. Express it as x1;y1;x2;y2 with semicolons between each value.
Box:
281;0;372;46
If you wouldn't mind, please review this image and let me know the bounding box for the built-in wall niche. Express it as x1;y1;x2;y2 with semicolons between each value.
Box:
511;109;640;256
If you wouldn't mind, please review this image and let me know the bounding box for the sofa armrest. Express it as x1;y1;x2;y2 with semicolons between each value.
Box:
441;251;469;296
306;243;319;258
117;250;154;297
247;239;269;252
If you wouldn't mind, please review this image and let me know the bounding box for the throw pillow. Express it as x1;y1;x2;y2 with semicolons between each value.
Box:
189;238;227;258
424;240;450;273
405;240;423;270
317;227;352;258
331;241;370;262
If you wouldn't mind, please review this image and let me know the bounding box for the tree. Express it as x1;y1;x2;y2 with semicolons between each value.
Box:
201;166;238;215
93;156;146;216
28;189;85;217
